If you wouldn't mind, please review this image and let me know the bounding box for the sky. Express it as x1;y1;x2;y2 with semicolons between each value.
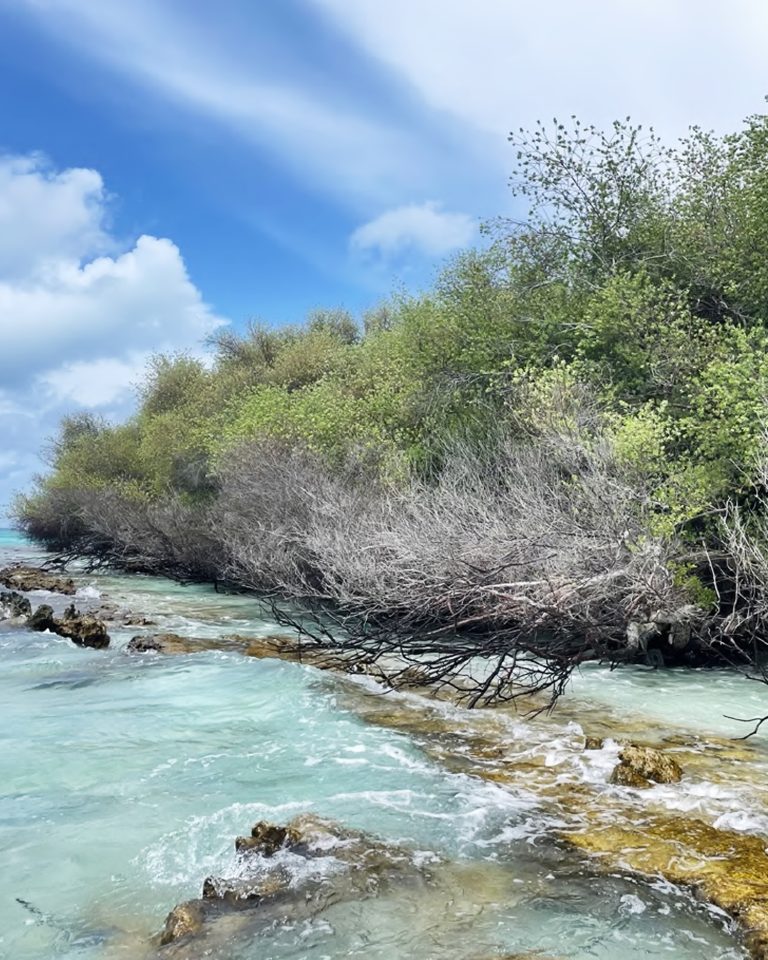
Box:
1;0;768;518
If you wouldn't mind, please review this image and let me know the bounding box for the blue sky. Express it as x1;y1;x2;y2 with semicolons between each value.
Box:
1;0;768;517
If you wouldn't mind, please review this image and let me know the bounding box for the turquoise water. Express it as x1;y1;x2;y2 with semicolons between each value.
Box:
0;529;759;959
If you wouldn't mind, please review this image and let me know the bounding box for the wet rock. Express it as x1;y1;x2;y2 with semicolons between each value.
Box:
235;821;302;856
121;613;156;626
583;736;604;751
27;604;110;649
0;564;76;595
94;603;119;621
159;814;434;947
27;603;56;631
202;866;293;905
242;634;335;665
610;763;652;788
609;744;682;788
0;589;32;619
57;613;110;649
159;900;205;945
564;815;768;960
126;632;246;654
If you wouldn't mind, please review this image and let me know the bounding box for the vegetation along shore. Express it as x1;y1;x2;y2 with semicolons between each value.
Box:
17;110;768;714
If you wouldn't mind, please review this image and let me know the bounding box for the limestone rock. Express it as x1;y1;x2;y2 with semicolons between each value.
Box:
0;565;76;595
202;866;293;904
235;821;302;857
121;613;155;626
27;604;57;631
159;813;434;946
27;603;110;649
126;632;247;654
56;613;110;649
564;815;768;959
0;589;32;619
159;900;205;945
610;743;682;788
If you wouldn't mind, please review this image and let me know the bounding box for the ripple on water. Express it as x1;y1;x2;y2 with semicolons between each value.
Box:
0;549;760;959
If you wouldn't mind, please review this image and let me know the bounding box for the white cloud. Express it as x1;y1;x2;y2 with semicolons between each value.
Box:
38;353;151;407
0;154;224;389
0;152;227;516
0;154;110;278
351;202;476;258
310;0;768;140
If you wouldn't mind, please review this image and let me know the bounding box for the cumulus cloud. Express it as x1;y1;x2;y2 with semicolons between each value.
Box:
0;154;111;278
0;154;224;394
351;202;476;259
0;152;226;515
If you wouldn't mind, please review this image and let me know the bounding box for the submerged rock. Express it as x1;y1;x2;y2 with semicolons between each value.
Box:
609;743;682;788
159;900;205;946
121;613;156;626
0;565;76;595
126;633;252;655
27;604;110;649
564;815;768;959
242;634;337;665
0;589;32;620
158;813;434;948
234;820;302;856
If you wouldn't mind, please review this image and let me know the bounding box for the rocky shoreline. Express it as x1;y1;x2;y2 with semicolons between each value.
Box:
4;562;768;958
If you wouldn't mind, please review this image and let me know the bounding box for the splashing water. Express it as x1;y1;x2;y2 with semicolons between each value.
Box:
0;528;760;959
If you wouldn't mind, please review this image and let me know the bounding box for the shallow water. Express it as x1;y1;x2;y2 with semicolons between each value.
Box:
1;528;764;959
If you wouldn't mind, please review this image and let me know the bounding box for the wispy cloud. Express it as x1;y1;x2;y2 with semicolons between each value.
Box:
351;202;476;259
310;0;768;140
11;0;447;210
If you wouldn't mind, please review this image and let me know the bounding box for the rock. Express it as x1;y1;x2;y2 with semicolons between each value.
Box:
0;565;76;595
564;815;768;960
0;589;32;619
27;604;110;649
610;763;651;788
160;813;434;946
27;603;56;632
584;736;604;751
159;900;205;945
95;603;119;621
126;633;243;654
121;614;155;626
235;821;303;857
56;613;110;649
202;866;293;904
609;744;682;788
242;635;330;664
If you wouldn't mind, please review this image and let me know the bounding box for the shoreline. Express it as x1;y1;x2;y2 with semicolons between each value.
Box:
4;559;768;958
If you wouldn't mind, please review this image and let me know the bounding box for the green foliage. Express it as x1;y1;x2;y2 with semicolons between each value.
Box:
24;105;768;553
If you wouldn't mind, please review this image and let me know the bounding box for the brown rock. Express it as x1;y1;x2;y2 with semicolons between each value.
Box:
609;763;652;788
27;604;110;649
54;612;110;649
235;821;302;857
159;899;205;945
27;603;56;632
609;744;682;788
121;614;155;626
202;866;292;904
0;565;76;595
0;589;32;619
584;736;604;751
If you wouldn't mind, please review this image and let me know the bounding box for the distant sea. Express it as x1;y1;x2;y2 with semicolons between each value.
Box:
0;527;27;548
